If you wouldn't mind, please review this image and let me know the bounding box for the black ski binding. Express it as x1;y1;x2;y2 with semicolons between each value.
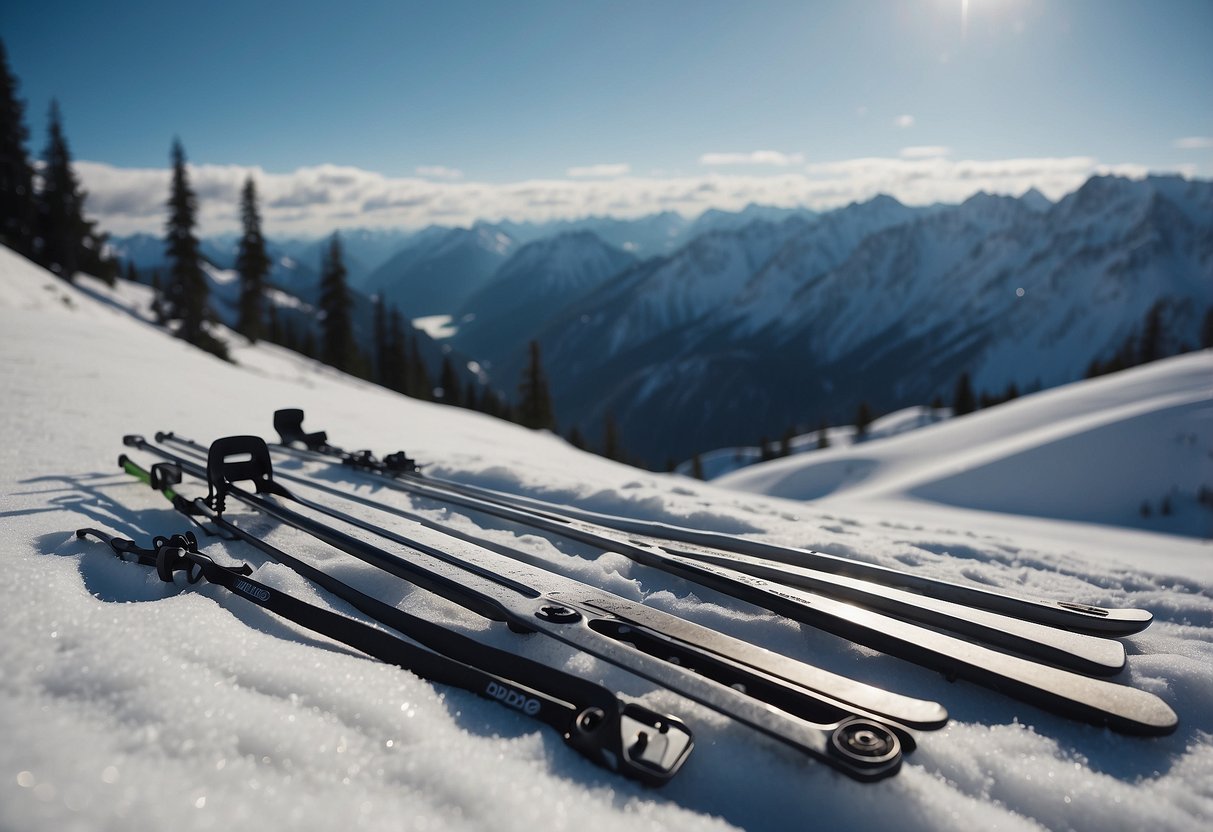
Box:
205;435;291;514
274;408;332;452
274;408;420;477
76;528;251;584
381;450;419;475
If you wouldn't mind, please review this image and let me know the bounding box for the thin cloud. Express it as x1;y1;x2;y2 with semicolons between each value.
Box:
566;163;631;178
1173;136;1212;150
895;114;915;128
76;155;1154;237
415;165;464;180
900;146;951;159
700;151;805;167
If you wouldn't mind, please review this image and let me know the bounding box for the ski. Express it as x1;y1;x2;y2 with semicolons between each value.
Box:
159;426;1131;678
164;429;1125;676
76;526;692;785
122;433;926;781
270;409;1152;638
152;431;1177;736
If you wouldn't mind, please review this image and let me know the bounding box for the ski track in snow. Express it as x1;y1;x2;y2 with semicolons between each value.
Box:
2;245;1212;831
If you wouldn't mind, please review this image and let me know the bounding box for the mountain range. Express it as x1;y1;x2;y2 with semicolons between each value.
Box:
108;175;1212;465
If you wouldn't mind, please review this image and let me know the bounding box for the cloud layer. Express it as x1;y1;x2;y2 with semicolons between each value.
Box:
566;163;631;178
77;155;1154;237
1174;136;1212;150
699;150;806;167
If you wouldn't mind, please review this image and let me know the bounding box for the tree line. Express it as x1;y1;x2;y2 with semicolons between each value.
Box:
0;40;117;285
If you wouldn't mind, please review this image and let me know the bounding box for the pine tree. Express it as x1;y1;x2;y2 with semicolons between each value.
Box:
817;418;830;449
36;101;92;281
439;355;463;406
759;435;774;462
567;425;587;450
953;372;976;416
780;426;794;457
386;306;409;392
517;340;556;430
855;401;872;439
601;411;620;460
124;261;139;284
150;269;167;324
164;139;210;344
479;387;505;419
372;295;388;384
318;233;354;371
408;334;432;399
235;177;270;342
265;301;281;344
1202;308;1213;350
1140;302;1164;364
464;379;478;410
0;39;37;258
300;327;316;358
690;454;704;480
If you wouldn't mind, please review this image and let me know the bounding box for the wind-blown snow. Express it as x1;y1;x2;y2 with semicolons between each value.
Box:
2;245;1212;831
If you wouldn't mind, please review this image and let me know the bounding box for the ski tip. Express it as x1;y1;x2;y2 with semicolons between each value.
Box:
1081;682;1179;737
903;703;949;732
1057;602;1154;635
1127;693;1180;737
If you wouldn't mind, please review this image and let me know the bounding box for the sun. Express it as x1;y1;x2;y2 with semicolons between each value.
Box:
961;0;1003;36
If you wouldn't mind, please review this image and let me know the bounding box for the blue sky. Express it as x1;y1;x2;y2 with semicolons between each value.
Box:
4;0;1211;235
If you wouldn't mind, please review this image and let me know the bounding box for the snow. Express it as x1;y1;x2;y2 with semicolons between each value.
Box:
412;314;459;340
679;406;949;480
719;354;1213;542
3;244;1213;831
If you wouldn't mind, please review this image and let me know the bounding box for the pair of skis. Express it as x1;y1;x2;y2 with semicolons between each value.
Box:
118;433;930;783
252;409;1175;736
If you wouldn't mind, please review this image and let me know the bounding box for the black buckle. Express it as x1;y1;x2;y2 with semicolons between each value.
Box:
566;702;694;786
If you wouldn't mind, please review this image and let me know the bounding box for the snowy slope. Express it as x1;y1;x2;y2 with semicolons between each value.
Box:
680;406;949;481
718;354;1213;541
3;246;1213;832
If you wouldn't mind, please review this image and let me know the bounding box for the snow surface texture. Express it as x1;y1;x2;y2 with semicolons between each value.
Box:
2;245;1212;832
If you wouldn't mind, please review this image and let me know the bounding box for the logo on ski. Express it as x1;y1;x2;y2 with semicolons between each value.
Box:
486;681;541;716
234;578;272;603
